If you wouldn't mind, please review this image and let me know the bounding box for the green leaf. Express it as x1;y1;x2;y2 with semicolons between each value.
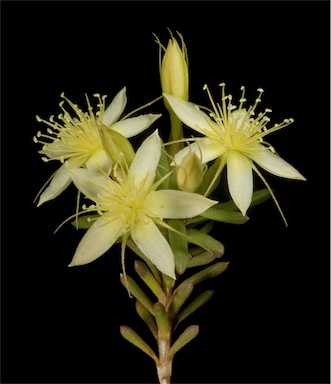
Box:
169;280;194;318
120;274;155;316
187;251;216;268
169;325;199;359
177;290;215;325
188;262;229;285
120;325;159;363
134;261;166;304
168;219;190;275
199;205;249;224
186;229;224;258
135;300;158;339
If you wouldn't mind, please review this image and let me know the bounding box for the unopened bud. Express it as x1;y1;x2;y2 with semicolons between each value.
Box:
177;152;203;192
160;34;189;103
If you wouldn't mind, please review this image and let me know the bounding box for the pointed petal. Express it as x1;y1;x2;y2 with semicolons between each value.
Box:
255;149;306;180
70;168;118;204
145;190;218;219
37;164;72;206
69;215;123;266
163;93;218;136
227;151;253;216
131;216;175;279
111;114;162;138
172;137;226;166
85;148;112;175
102;87;127;127
129;130;161;188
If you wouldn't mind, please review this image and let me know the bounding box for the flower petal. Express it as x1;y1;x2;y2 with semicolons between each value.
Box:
70;168;118;204
129;130;161;188
37;164;72;206
163;93;218;136
172;137;226;165
131;215;175;279
69;215;123;266
227;151;253;216
254;149;306;180
145;190;218;219
85;148;112;175
111;114;162;138
102;87;127;127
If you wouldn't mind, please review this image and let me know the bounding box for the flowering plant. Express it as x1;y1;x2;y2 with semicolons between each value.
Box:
34;31;305;384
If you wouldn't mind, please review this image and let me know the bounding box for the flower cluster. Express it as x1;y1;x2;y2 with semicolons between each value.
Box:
34;31;305;384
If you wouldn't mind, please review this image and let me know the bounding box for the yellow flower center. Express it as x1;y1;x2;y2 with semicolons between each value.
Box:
33;93;108;164
93;174;154;232
202;83;294;159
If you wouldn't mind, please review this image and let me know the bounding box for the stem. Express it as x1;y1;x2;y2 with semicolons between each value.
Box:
156;277;174;384
156;337;172;384
168;112;184;158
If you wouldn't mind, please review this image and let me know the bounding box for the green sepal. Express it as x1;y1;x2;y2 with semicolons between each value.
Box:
99;126;135;167
196;157;222;196
120;325;159;363
134;260;166;304
71;214;100;229
168;219;189;275
155;144;171;190
168;325;199;359
120;274;155;316
154;302;171;339
188;262;229;285
177;290;215;325
135;300;158;340
187;251;216;268
186;229;224;258
169;280;194;318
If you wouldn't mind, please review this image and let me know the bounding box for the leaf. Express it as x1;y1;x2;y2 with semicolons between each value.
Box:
168;325;199;359
120;325;159;363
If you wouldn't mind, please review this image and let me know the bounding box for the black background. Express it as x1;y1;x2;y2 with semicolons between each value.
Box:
1;1;330;383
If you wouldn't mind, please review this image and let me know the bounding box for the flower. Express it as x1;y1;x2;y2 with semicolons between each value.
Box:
176;151;204;192
68;130;218;279
34;87;161;206
164;84;306;217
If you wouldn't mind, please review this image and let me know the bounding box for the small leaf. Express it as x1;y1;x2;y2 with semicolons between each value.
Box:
177;290;215;325
135;300;158;339
188;262;229;285
169;325;199;359
134;261;166;304
169;280;194;318
120;274;155;316
168;219;189;275
200;206;249;224
120;325;159;363
186;229;224;258
187;251;216;268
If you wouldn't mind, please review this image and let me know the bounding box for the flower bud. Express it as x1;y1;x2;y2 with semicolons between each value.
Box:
160;34;188;103
176;152;203;192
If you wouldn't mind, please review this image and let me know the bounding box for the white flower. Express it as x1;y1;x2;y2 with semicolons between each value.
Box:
164;84;306;218
68;130;217;279
34;87;161;206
